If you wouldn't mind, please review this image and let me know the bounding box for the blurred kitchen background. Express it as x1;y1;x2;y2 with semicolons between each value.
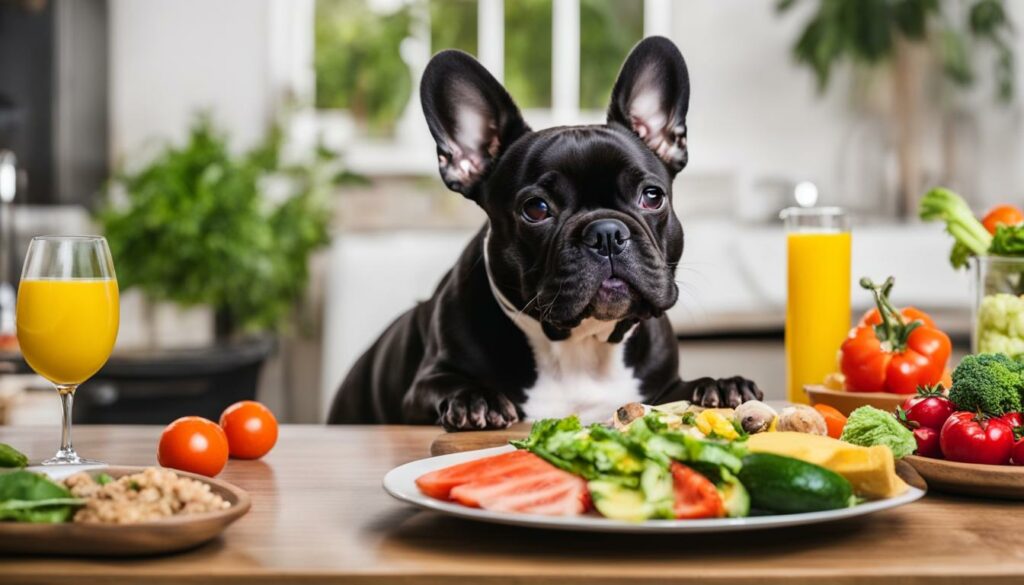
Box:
0;0;1019;424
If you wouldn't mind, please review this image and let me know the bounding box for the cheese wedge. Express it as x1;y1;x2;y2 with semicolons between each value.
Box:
747;432;908;499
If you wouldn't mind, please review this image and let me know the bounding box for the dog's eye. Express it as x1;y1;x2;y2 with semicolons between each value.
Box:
640;187;665;210
522;197;552;222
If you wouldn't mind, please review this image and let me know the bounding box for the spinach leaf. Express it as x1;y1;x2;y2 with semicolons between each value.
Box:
0;443;28;468
0;470;83;523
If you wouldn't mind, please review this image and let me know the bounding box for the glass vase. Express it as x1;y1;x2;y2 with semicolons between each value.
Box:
971;256;1024;357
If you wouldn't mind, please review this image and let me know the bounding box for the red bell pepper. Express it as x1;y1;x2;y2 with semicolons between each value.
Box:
840;277;952;394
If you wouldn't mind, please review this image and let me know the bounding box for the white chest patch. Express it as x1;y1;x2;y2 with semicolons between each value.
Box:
515;317;643;423
483;235;643;424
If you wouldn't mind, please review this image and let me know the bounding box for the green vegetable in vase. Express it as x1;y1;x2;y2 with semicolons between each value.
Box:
839;406;917;458
977;294;1024;358
0;443;28;468
989;224;1024;257
919;187;993;269
0;470;83;523
948;353;1024;415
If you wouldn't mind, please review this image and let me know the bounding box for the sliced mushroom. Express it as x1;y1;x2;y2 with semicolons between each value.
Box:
776;405;828;436
733;400;777;434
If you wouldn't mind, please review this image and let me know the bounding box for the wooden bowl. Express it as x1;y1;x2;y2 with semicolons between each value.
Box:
804;385;908;416
0;466;251;556
903;456;1024;500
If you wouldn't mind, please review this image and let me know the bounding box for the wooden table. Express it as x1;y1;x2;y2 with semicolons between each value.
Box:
2;425;1024;584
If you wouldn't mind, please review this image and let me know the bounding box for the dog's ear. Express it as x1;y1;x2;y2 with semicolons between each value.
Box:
607;36;690;175
420;50;530;197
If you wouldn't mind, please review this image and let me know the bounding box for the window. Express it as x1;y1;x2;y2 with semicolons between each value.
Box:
311;0;672;173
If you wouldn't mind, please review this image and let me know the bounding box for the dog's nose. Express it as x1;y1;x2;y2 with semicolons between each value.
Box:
582;219;630;257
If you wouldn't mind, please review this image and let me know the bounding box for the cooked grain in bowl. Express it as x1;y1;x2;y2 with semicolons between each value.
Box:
65;467;230;524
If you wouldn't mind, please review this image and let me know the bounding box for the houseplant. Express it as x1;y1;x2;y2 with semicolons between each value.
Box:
97;115;336;340
777;0;1015;216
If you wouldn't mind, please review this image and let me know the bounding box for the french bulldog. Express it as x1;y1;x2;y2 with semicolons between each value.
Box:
329;36;762;430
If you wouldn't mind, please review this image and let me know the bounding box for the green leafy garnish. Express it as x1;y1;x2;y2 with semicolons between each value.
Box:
0;444;28;468
0;471;83;523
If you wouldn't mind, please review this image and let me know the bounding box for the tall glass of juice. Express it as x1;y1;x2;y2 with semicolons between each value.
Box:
16;236;119;465
780;208;851;404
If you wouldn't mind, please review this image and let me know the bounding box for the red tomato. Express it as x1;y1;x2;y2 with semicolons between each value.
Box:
1013;438;1024;466
982;204;1024;235
670;462;724;519
999;412;1022;430
913;427;942;458
940;412;1014;465
158;416;229;477
901;392;955;431
219;400;279;460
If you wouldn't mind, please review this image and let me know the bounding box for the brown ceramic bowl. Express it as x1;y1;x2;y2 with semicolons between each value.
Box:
0;466;250;556
903;456;1024;500
804;385;908;416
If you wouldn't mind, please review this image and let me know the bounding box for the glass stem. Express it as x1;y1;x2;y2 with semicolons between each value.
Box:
56;384;77;457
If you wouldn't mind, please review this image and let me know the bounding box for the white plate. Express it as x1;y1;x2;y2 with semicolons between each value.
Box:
383;445;926;533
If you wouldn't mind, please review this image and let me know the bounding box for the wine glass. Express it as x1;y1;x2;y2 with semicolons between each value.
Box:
16;236;119;465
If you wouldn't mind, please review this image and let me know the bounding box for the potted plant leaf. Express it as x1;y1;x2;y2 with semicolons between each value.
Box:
84;115;338;423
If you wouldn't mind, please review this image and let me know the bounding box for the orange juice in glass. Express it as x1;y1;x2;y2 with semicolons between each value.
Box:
16;236;118;464
780;208;851;404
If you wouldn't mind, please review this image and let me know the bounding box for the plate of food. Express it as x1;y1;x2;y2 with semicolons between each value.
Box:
0;464;251;556
384;404;925;533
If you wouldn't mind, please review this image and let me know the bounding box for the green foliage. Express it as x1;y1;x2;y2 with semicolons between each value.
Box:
580;0;644;110
97;116;334;334
314;0;414;134
430;0;477;56
778;0;1016;101
314;0;644;127
504;0;554;108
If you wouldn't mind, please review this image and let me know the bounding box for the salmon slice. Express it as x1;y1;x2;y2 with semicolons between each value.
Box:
415;449;544;500
416;450;588;516
449;463;589;516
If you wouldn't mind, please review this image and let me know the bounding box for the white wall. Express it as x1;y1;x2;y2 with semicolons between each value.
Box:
108;0;276;162
670;3;856;210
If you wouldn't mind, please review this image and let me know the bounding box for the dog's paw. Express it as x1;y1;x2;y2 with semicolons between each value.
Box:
687;376;763;408
438;390;520;431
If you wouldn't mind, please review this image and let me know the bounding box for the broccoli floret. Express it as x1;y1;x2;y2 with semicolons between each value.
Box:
919;188;992;268
949;353;1024;415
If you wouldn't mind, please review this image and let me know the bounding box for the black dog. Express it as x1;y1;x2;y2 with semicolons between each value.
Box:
329;37;762;430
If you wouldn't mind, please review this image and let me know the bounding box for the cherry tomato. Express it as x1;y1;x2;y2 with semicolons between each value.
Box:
982;204;1024;235
1013;438;1024;466
913;427;942;458
219;400;278;460
813;404;848;439
901;392;955;431
940;412;1014;465
158;416;229;477
999;412;1022;430
670;462;724;519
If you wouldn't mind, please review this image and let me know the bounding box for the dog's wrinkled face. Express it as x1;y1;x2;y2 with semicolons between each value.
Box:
421;37;690;339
